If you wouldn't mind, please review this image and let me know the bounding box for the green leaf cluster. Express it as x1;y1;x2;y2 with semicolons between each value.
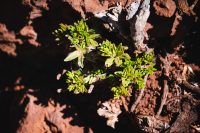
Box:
52;23;69;45
53;20;156;98
66;70;87;94
112;52;156;98
66;69;106;94
53;19;100;68
99;40;130;67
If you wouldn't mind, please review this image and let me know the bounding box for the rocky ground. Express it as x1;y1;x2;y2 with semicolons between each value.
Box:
0;0;200;133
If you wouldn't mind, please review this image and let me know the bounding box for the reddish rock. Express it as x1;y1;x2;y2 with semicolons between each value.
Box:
170;12;182;36
15;94;93;133
22;0;49;20
177;0;196;16
0;23;22;56
106;0;135;7
62;0;135;17
63;0;109;17
19;25;39;46
153;0;176;17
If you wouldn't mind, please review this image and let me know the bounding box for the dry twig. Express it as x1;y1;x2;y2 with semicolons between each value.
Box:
156;79;169;116
182;80;200;95
181;65;200;95
156;55;170;116
128;0;150;51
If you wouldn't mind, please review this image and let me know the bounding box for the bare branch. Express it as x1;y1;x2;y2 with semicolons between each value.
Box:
129;0;150;51
182;80;200;95
156;79;169;116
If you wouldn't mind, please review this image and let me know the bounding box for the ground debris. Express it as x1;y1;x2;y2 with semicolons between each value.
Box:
167;96;199;133
135;115;170;133
97;100;122;128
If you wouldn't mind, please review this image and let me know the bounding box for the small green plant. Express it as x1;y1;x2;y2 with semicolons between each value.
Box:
99;40;130;67
53;19;100;68
66;69;106;94
66;70;87;94
53;20;156;98
112;52;156;98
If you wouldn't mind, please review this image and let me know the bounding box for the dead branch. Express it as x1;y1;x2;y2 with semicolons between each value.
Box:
128;0;150;51
181;65;200;95
156;55;170;116
130;74;148;113
177;0;199;16
190;0;199;9
158;55;171;77
167;98;198;133
156;79;169;116
182;80;200;95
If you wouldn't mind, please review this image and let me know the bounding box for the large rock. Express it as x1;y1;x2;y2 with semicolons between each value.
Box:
13;93;93;133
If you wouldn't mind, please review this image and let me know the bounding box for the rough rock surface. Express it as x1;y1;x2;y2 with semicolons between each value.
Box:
63;0;109;18
22;0;49;20
14;94;91;133
0;23;22;56
19;25;39;46
63;0;135;18
153;0;176;17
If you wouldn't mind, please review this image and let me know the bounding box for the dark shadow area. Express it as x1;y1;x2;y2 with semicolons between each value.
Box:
32;0;82;46
0;0;30;31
